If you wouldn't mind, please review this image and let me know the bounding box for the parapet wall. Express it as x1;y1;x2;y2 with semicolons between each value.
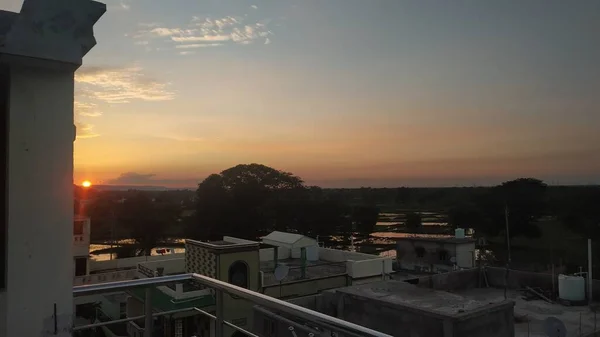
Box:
405;268;481;291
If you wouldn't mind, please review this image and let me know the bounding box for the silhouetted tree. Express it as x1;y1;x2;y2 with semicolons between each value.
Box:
447;203;485;229
478;178;547;238
405;212;423;231
117;192;179;255
351;205;380;234
191;164;349;241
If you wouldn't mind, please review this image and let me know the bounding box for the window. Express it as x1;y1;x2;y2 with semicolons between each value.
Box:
0;63;9;289
75;257;87;276
73;220;84;235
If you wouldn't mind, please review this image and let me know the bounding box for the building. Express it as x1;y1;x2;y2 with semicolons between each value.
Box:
73;216;91;277
395;233;476;273
115;232;394;336
260;277;514;337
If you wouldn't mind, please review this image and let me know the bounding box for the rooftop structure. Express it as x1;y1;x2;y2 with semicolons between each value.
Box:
396;230;476;273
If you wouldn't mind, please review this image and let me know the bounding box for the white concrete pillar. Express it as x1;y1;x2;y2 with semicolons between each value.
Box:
0;1;105;336
5;61;78;337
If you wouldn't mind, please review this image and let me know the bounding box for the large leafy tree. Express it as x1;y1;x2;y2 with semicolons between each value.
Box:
191;164;351;241
477;178;547;239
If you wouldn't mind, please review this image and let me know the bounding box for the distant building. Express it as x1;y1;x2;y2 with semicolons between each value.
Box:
73;215;91;277
395;232;476;273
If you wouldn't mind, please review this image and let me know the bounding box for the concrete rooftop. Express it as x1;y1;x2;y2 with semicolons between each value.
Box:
456;288;598;337
336;281;498;317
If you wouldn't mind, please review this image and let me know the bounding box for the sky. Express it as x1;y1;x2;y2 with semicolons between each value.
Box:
3;0;600;188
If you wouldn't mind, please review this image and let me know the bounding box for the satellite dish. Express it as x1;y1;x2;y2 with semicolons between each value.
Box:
543;317;567;337
274;264;290;282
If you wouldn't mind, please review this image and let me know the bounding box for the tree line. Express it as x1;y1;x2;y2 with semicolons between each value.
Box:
80;164;600;257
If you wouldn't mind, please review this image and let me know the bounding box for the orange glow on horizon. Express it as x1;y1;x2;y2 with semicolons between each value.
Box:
82;180;92;188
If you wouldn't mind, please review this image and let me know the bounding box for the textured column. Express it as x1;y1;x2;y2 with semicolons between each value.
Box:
0;1;105;336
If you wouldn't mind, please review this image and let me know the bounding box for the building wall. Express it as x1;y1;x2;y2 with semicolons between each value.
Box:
4;63;76;337
218;249;260;334
262;275;348;299
185;243;217;277
396;240;457;273
408;268;481;291
89;253;185;273
455;242;476;268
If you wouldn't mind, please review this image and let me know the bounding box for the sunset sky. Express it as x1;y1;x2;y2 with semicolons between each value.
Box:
4;0;600;187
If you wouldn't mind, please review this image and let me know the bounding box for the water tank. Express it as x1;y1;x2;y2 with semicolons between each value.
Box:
558;274;586;302
455;228;465;239
306;245;319;261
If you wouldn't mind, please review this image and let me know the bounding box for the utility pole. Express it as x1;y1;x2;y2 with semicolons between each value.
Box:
504;204;511;300
505;204;511;264
589;239;593;305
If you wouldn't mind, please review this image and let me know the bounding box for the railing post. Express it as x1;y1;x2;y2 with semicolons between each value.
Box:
215;289;224;337
144;287;153;337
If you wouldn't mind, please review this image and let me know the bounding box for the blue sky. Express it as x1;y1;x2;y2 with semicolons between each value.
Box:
3;0;599;187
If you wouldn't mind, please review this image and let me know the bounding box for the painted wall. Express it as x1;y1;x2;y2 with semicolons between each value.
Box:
4;63;76;337
74;269;138;286
396;240;475;272
90;253;185;273
259;247;290;261
455;242;476;268
346;258;393;279
218;249;260;333
262;275;348;299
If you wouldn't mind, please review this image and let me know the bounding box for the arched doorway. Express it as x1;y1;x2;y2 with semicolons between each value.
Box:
228;261;249;289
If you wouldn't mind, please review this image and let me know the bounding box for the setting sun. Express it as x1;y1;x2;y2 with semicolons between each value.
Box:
82;180;92;188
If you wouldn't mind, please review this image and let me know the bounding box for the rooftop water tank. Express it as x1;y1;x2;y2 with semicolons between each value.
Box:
455;228;465;239
558;274;586;302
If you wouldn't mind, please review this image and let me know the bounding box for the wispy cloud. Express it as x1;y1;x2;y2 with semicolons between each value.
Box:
75;101;103;117
75;122;99;139
175;43;223;49
107;172;199;187
163;135;204;142
133;14;274;51
75;66;175;104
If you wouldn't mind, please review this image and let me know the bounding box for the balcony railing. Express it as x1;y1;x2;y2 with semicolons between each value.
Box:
73;273;392;337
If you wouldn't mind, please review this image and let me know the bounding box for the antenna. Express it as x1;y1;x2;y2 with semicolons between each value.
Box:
542;317;567;337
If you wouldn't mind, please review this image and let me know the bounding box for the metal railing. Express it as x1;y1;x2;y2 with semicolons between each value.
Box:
73;273;392;337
